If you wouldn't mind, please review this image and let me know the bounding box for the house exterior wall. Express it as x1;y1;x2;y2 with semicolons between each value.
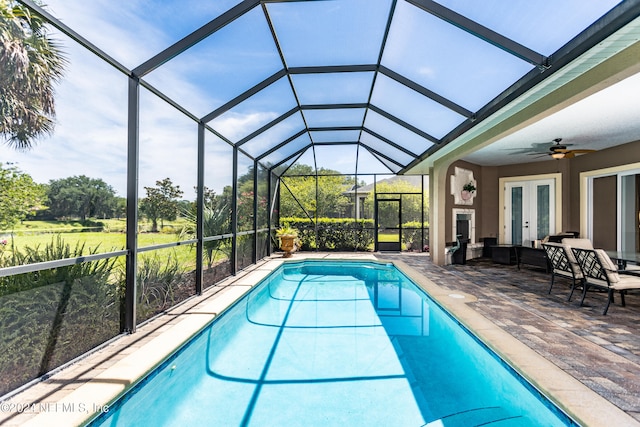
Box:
444;160;482;244
441;139;640;255
569;139;640;232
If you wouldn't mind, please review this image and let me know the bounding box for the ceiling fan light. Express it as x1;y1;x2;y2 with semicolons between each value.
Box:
551;152;565;159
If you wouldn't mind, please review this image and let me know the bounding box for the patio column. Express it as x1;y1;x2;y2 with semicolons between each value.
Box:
429;161;449;266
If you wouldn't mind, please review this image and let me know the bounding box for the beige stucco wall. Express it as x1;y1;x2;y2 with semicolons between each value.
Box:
444;160;483;244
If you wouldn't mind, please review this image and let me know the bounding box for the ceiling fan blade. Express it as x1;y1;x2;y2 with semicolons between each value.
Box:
569;149;596;154
564;149;596;159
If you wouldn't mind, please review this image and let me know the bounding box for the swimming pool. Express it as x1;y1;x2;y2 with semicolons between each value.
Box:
89;260;577;426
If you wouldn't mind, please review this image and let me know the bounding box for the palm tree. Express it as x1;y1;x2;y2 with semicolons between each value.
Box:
0;0;66;150
180;203;231;268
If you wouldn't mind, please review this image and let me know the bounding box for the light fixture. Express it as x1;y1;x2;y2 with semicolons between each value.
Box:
551;152;565;159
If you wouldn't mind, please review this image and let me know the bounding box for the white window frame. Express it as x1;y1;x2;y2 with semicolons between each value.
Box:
581;163;640;250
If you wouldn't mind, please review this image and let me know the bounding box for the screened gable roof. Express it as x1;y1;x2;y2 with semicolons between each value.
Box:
35;0;629;177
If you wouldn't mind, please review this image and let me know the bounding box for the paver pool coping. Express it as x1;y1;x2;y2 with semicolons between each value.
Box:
8;253;638;426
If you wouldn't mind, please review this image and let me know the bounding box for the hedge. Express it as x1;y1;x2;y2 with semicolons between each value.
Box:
279;217;374;251
279;217;428;252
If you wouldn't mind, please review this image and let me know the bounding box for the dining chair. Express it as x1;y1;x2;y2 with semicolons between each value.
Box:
570;247;640;315
542;242;583;301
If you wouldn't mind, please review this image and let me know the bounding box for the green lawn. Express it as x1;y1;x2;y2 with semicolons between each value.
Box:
377;233;400;242
6;218;188;234
0;219;207;269
1;231;182;253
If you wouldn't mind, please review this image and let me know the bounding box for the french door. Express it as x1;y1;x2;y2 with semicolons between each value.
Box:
505;179;555;247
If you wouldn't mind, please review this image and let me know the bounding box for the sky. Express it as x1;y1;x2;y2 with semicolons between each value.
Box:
0;0;622;197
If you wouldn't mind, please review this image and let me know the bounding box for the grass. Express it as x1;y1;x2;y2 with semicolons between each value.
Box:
2;232;181;253
6;218;188;234
377;233;400;242
0;219;217;269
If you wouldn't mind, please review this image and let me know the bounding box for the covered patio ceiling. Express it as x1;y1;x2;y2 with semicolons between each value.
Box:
29;0;640;175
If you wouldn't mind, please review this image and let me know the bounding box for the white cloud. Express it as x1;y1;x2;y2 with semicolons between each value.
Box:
418;66;436;78
45;0;171;68
211;112;280;142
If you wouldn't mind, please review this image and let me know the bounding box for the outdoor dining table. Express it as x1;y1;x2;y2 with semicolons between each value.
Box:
605;250;640;271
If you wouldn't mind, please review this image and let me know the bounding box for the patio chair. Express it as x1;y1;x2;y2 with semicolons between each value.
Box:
570;247;640;315
541;238;593;300
542;242;583;301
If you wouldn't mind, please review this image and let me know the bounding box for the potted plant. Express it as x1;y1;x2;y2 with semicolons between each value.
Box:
461;182;476;200
276;224;299;258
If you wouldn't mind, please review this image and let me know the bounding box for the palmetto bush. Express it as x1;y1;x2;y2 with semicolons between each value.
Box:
0;235;121;396
0;234;119;295
180;203;230;268
136;250;194;323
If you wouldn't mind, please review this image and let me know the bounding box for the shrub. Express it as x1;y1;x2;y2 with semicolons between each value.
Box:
136;250;194;323
279;217;375;251
401;221;429;251
278;218;429;251
0;235;117;296
0;236;122;396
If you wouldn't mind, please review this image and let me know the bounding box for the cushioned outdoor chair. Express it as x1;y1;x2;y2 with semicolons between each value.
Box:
571;247;640;315
542;242;583;301
541;238;593;300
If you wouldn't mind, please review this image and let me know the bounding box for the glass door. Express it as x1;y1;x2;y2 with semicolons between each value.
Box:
619;173;640;253
376;199;401;251
505;179;555;247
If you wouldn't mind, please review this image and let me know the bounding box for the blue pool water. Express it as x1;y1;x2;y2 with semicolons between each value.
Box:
90;260;577;426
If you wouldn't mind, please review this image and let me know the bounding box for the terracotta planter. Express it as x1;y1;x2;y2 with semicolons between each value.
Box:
279;235;297;258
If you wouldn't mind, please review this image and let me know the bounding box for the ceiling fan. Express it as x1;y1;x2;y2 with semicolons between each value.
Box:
546;138;596;159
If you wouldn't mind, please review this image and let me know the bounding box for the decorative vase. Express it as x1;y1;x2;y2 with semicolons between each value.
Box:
279;235;296;258
461;190;472;200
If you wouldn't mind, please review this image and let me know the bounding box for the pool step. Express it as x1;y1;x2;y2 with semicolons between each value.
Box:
423;406;524;426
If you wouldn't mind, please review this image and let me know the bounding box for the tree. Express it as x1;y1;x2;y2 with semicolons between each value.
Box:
364;178;427;225
316;174;351;218
46;176;117;220
140;178;183;232
0;162;46;230
113;197;126;219
0;0;67;149
280;164;315;218
279;165;351;218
